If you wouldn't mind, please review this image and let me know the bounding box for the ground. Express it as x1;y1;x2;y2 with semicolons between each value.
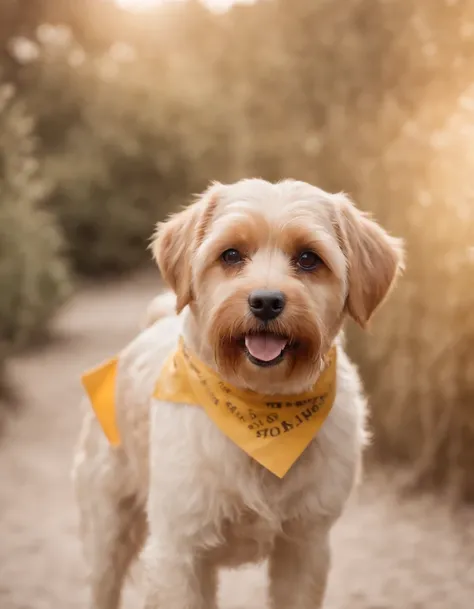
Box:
1;272;473;609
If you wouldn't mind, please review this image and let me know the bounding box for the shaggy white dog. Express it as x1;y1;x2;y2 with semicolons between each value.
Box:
73;179;403;609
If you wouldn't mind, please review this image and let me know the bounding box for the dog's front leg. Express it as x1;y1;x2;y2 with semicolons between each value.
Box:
268;523;331;609
142;539;217;609
142;406;220;609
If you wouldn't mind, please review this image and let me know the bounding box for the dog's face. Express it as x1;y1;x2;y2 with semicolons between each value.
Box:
154;179;403;393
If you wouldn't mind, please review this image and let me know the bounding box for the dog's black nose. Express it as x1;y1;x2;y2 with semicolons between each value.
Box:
248;290;286;321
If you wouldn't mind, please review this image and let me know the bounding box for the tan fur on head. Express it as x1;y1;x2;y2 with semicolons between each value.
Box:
333;194;404;328
151;184;221;313
151;179;404;394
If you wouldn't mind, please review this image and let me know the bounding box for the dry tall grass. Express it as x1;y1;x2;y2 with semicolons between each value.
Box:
132;0;473;499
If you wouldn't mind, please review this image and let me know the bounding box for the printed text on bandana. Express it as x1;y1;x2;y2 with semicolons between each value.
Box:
183;346;330;440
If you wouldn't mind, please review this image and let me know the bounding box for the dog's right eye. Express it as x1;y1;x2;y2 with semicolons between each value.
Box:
221;249;243;265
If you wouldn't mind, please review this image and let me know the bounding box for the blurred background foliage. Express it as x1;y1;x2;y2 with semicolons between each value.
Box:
0;0;473;500
0;84;69;345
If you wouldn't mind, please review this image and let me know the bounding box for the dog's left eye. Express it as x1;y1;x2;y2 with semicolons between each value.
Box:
221;248;243;265
297;251;322;271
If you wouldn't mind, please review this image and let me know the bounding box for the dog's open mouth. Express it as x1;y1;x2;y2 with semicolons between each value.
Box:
242;333;290;368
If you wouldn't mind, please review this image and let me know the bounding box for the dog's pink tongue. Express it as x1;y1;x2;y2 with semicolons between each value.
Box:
245;335;287;362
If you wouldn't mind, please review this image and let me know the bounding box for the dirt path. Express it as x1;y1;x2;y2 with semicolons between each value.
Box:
1;272;473;609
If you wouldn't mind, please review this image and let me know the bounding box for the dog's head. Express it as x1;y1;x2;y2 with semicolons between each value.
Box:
153;179;404;393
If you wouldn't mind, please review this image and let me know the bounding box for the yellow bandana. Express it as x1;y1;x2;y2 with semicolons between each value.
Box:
82;339;337;478
81;356;120;446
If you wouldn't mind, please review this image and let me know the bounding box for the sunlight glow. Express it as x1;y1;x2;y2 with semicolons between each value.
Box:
115;0;251;13
116;0;166;11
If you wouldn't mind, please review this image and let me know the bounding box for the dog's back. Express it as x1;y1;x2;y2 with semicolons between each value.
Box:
141;291;177;329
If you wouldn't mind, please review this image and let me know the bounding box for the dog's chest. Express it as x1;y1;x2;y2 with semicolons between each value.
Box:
210;506;279;567
206;454;319;568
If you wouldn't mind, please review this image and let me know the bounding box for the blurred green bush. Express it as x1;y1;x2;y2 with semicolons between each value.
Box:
17;30;199;276
0;84;70;350
0;347;5;403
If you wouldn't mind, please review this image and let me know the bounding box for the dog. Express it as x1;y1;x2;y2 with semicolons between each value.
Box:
73;178;403;609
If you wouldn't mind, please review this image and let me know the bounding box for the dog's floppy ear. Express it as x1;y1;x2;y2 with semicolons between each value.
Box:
334;194;404;328
151;184;221;313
